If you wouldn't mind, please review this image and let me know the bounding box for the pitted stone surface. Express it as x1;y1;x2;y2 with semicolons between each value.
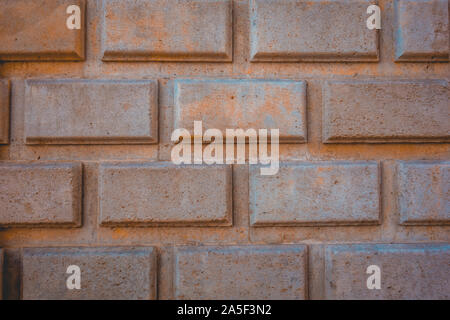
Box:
323;80;449;143
325;243;450;299
397;161;450;225
22;247;157;300
174;245;308;299
0;162;82;227
101;0;232;61
394;0;449;61
99;162;232;226
250;162;380;226
0;0;85;61
174;79;307;142
0;0;448;301
25;80;158;144
250;0;379;61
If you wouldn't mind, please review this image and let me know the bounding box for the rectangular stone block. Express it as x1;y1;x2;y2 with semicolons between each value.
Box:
250;0;379;62
395;0;449;61
99;162;232;226
0;162;82;227
0;0;85;61
174;79;307;142
25;80;158;144
174;245;308;299
323;80;449;143
22;247;157;300
0;80;10;144
325;243;450;299
101;0;232;61
250;162;380;226
397;161;450;225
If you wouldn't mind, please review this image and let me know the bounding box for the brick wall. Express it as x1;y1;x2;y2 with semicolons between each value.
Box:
0;0;449;300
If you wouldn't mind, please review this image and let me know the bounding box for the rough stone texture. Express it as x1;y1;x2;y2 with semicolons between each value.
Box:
323;80;449;143
0;162;82;227
397;161;450;225
22;247;157;300
0;249;3;300
250;0;379;62
174;245;308;299
0;80;9;144
250;162;380;226
99;162;232;226
325;243;450;299
101;0;232;61
0;0;449;301
174;79;307;142
0;0;85;61
395;0;449;61
25;80;158;144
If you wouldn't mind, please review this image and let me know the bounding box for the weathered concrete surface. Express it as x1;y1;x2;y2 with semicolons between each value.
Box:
25;80;158;144
250;162;380;226
0;162;82;227
0;0;448;301
397;161;450;225
101;0;232;61
325;243;450;299
250;0;379;61
99;162;232;226
174;79;307;142
22;247;157;300
395;0;449;61
0;0;85;61
0;249;3;300
174;245;308;299
0;80;10;144
323;80;449;143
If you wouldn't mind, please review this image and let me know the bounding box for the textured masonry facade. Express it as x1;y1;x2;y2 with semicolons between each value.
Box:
0;0;449;300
